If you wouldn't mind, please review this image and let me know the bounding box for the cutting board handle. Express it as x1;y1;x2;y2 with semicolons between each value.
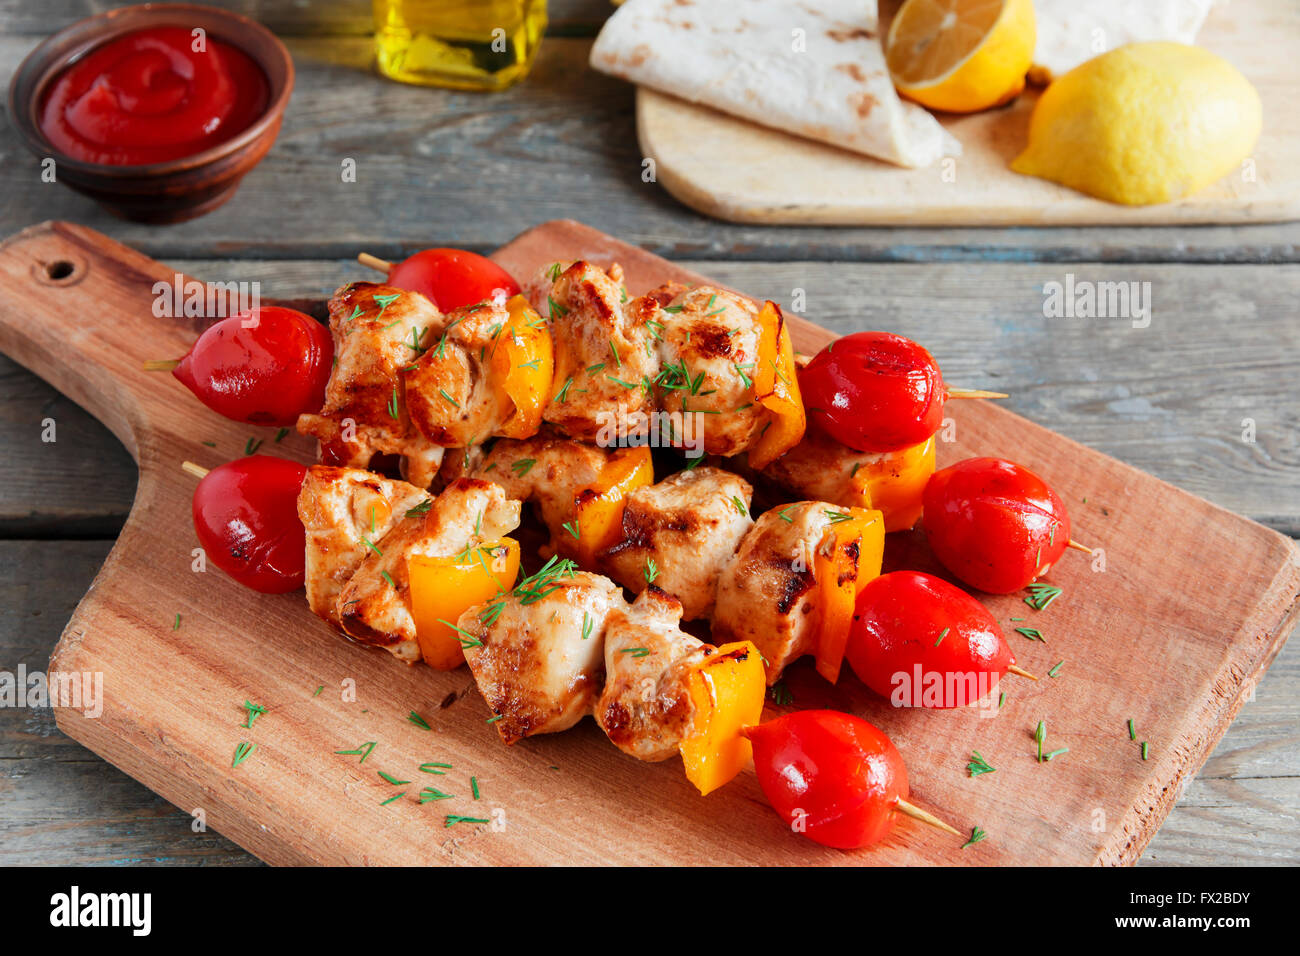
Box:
0;220;324;468
0;221;223;462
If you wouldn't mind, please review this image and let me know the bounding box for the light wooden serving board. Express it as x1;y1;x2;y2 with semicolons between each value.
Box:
637;0;1300;226
0;219;1296;866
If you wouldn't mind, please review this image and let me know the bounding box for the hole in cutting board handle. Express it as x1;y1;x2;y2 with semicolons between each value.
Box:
33;254;87;287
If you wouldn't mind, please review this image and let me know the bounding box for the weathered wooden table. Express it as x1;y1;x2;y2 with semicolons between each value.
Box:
1;1;1296;866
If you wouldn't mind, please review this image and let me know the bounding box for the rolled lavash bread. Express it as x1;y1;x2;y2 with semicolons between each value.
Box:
1031;0;1215;82
590;0;960;170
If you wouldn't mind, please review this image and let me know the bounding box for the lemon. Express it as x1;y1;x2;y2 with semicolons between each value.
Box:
886;0;1036;113
1011;43;1262;205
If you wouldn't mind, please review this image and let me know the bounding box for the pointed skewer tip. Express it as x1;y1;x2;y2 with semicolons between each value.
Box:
895;798;963;837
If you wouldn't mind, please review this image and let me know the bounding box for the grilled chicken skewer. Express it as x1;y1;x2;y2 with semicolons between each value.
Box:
298;264;806;488
470;433;885;686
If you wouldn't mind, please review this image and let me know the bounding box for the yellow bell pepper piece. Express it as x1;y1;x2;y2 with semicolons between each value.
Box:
570;445;654;566
407;538;521;670
748;301;807;470
850;435;936;533
491;295;554;439
813;508;885;684
680;640;766;795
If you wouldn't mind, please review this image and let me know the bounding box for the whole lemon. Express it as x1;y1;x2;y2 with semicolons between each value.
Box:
1011;42;1261;205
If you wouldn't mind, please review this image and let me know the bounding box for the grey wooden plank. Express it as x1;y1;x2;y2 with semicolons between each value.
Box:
1;36;1296;264
0;354;136;537
0;538;1292;865
5;257;1290;535
0;539;256;865
0;0;612;36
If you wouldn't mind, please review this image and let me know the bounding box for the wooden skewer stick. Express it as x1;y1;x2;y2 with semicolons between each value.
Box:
181;461;210;480
1067;539;1093;554
895;799;963;837
142;359;180;371
1007;664;1039;681
945;387;1009;400
357;252;393;274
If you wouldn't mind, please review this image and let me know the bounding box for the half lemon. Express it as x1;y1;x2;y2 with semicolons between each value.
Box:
886;0;1036;113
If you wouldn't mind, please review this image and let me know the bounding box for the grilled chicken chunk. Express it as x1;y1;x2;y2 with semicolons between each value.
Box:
404;299;511;448
595;587;714;762
297;282;447;487
460;565;625;744
751;425;873;506
472;431;616;538
297;465;430;628
602;466;753;620
712;501;844;684
747;425;932;533
654;286;767;457
337;478;521;663
534;261;659;443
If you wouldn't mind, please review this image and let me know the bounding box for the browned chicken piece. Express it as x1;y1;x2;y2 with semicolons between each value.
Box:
471;431;617;539
296;282;447;488
595;587;715;762
712;501;844;685
403;299;512;449
459;563;625;744
654;285;768;458
336;478;521;663
522;260;626;317
297;465;431;629
536;261;659;443
749;425;869;506
601;466;753;620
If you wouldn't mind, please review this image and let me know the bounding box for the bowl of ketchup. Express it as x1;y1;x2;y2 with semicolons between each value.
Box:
7;4;293;223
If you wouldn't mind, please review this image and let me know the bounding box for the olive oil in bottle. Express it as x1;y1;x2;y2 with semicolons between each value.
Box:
373;0;548;91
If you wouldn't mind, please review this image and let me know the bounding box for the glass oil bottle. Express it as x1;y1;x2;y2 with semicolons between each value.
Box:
373;0;548;91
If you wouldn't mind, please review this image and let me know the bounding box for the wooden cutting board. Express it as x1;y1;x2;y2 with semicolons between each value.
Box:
0;219;1296;866
637;0;1300;226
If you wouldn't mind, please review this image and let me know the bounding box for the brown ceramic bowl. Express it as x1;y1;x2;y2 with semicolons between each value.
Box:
6;3;293;224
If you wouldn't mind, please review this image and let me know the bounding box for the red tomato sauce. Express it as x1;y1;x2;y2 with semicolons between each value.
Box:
39;26;269;166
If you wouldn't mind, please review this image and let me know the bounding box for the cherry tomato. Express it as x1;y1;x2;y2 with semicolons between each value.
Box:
387;248;521;311
172;307;332;427
847;571;1013;708
923;457;1071;594
799;331;945;453
743;710;909;849
191;455;307;593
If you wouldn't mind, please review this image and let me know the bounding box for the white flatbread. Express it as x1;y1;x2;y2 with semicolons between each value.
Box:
590;0;960;169
1033;0;1216;79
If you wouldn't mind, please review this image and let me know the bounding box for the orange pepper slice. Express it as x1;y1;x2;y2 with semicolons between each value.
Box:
813;507;885;684
749;301;806;470
680;640;766;795
569;445;654;565
407;538;521;670
850;435;936;533
491;295;554;439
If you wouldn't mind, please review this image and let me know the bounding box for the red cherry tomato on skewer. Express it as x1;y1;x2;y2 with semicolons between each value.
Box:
743;710;910;849
387;248;521;311
798;331;946;453
923;457;1072;594
191;455;307;594
172;307;332;427
846;571;1015;708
